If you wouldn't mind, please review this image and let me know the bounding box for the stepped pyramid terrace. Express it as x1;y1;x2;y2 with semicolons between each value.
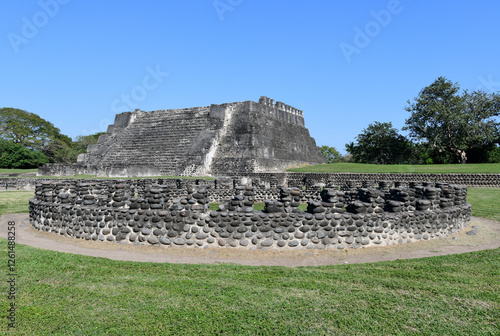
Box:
39;96;324;177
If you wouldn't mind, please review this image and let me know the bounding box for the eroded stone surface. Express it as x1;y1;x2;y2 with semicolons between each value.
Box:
38;96;324;177
29;181;471;251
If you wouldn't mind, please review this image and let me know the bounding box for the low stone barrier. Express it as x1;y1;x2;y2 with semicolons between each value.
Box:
239;172;500;188
4;171;500;193
29;180;471;250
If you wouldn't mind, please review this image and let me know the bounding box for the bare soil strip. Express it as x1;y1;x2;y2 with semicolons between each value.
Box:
1;214;499;267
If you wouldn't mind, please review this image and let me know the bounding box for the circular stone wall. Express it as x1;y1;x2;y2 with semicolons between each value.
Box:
29;181;471;250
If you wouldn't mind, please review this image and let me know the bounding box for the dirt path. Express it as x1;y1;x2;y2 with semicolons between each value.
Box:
1;213;499;267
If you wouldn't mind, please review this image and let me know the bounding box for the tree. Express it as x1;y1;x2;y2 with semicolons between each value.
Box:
403;77;500;163
73;132;106;152
318;145;341;163
41;131;107;164
51;131;107;164
44;139;79;164
488;145;500;163
0;108;69;150
0;140;49;168
346;121;414;164
0;107;78;163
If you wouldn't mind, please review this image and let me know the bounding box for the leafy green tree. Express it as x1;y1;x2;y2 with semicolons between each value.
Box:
44;139;79;164
346;121;414;164
0;140;49;168
318;145;341;163
487;145;500;163
73;132;106;152
0;107;84;164
47;131;107;164
403;77;500;163
42;132;106;164
0;107;69;149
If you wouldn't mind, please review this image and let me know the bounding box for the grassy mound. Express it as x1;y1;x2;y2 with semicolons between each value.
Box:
288;163;500;174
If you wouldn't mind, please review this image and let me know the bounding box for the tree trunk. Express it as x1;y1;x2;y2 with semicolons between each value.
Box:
456;149;467;164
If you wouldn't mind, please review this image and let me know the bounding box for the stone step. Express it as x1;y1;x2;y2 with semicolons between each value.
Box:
85;108;211;173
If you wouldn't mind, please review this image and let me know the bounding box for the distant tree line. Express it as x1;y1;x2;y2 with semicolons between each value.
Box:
320;77;500;165
3;76;500;170
0;107;104;169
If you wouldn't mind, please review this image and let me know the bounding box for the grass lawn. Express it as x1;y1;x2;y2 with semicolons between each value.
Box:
0;169;37;174
468;188;500;222
0;189;499;335
5;164;500;179
288;162;500;174
0;191;32;215
2;172;215;180
0;168;215;180
34;175;216;180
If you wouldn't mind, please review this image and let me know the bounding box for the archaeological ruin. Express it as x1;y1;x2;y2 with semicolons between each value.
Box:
28;96;479;251
38;96;324;177
29;179;471;250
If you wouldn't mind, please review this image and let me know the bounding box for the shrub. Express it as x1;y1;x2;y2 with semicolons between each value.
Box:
0;140;49;168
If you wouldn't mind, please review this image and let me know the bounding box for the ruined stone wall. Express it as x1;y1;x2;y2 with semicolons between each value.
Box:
29;180;471;250
238;172;500;188
5;170;500;195
208;99;323;175
0;178;40;191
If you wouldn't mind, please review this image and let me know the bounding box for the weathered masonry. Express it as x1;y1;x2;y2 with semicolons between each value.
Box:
29;180;471;250
38;97;324;177
5;172;500;192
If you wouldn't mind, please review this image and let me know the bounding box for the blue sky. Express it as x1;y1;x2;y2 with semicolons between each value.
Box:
1;0;499;153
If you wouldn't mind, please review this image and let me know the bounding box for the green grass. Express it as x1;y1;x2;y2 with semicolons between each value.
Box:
0;168;37;174
288;162;500;174
0;191;33;215
8;174;215;181
468;188;500;221
0;189;499;335
0;168;214;180
0;241;498;335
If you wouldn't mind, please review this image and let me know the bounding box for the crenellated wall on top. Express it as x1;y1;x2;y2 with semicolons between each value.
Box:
208;98;324;175
256;96;305;127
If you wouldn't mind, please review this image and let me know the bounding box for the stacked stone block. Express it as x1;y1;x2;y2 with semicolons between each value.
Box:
224;186;255;213
237;172;500;189
264;187;303;214
306;188;345;214
30;180;472;250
